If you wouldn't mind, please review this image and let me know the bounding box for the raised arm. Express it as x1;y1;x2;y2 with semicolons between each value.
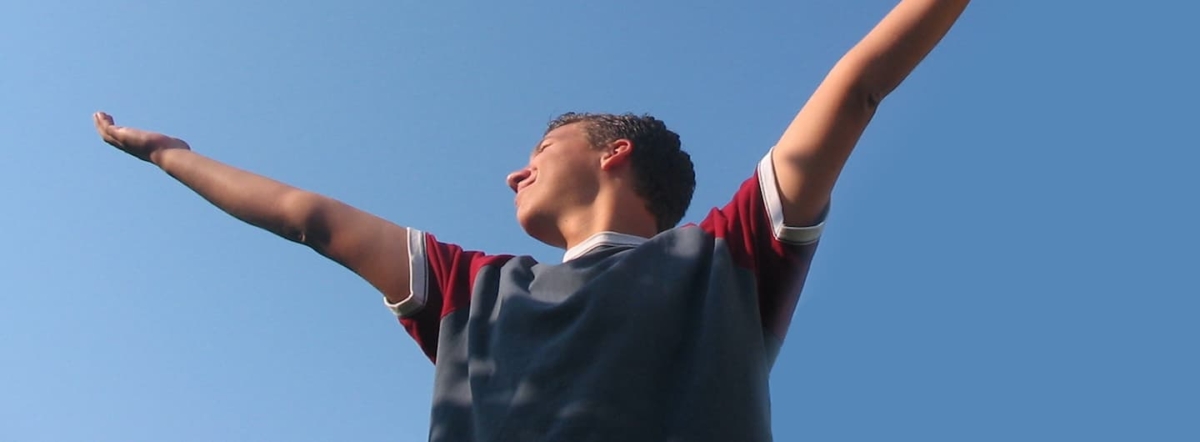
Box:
772;0;970;225
93;112;412;306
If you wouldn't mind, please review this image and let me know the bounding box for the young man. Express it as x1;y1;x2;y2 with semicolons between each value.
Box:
94;0;968;440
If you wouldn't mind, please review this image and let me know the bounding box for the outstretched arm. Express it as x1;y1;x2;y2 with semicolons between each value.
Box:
93;112;412;306
772;0;970;225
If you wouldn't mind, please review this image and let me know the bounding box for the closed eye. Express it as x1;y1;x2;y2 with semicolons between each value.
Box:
530;142;550;158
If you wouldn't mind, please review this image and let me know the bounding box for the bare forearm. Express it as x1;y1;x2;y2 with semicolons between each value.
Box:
842;0;970;100
152;149;323;244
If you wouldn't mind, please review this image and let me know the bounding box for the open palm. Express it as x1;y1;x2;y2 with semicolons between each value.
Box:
93;112;190;163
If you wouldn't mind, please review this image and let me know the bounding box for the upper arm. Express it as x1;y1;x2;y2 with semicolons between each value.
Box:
772;68;878;227
295;193;413;307
294;194;506;361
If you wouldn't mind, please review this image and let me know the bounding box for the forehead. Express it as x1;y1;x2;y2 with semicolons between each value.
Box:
531;122;589;155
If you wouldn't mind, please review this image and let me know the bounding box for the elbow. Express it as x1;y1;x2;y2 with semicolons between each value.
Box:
864;86;886;109
278;190;333;248
850;75;888;110
836;60;892;110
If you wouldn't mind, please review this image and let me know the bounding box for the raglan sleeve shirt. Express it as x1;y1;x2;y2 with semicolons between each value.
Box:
389;149;826;362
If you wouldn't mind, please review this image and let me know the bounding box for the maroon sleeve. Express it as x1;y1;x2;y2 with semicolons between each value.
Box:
698;153;826;341
390;230;508;362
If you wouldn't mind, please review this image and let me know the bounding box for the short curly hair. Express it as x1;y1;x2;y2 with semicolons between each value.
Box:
547;112;696;232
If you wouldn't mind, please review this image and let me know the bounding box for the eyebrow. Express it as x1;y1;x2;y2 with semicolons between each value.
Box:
530;138;552;157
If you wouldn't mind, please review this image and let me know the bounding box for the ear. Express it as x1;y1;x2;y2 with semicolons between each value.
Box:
599;139;633;171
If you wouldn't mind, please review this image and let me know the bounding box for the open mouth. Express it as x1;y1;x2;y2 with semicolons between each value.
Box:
516;176;536;194
514;178;535;206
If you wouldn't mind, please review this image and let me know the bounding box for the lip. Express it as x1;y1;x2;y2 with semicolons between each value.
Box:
516;177;536;193
514;179;534;206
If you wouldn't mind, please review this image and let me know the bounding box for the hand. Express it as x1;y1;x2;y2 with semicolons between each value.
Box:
93;112;191;164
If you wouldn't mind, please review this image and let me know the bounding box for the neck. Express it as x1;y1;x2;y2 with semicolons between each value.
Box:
556;193;657;251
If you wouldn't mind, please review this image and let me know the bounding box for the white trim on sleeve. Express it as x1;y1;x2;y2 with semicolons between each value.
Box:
757;151;827;245
385;228;429;317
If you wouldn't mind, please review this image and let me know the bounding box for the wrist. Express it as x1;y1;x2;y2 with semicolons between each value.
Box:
150;147;189;171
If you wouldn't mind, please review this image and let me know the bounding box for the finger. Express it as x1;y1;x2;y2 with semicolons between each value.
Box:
93;111;110;137
93;112;121;146
93;111;113;129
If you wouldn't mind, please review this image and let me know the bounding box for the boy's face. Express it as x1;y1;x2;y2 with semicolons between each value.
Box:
506;122;604;248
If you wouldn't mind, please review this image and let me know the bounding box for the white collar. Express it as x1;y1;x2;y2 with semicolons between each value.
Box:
562;231;648;262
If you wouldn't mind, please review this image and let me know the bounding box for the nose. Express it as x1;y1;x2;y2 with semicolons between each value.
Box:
506;167;531;193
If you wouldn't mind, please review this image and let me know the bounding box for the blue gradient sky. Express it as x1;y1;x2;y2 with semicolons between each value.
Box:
3;0;1198;440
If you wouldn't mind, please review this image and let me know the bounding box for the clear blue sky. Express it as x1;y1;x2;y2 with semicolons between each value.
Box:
3;0;1198;440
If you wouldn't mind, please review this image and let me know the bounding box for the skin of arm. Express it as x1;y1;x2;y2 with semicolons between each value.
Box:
93;112;412;305
771;0;971;226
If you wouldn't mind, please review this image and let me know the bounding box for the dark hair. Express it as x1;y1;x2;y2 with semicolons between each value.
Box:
547;112;696;232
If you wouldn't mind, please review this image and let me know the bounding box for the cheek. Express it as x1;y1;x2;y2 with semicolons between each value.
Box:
530;155;600;199
557;159;600;185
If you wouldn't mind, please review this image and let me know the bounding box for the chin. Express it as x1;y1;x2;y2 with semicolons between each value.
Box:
516;209;567;249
